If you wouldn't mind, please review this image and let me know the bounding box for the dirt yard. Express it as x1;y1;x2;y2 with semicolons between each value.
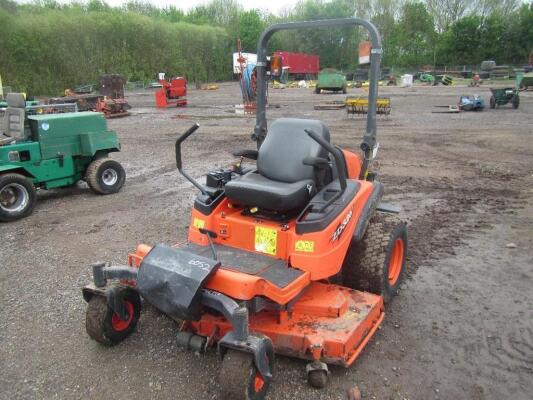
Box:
1;83;532;400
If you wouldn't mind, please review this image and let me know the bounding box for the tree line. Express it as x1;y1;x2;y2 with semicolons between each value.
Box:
0;0;531;95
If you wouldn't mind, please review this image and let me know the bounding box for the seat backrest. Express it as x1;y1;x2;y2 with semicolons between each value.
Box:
3;93;26;140
258;118;330;183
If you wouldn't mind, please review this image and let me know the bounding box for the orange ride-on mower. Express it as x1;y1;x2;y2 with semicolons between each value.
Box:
82;18;407;399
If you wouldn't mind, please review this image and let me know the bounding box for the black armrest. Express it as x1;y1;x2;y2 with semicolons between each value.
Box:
233;149;258;160
303;156;329;169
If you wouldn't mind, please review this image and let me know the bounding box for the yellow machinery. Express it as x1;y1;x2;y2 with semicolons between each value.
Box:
345;95;391;116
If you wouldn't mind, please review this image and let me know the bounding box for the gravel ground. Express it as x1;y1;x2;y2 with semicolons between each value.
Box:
1;83;532;400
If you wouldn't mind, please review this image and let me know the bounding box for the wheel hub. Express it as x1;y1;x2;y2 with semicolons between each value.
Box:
0;183;29;213
253;373;265;392
111;301;134;331
388;238;404;285
102;168;118;186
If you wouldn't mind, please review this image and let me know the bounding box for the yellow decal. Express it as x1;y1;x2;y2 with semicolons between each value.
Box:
193;218;205;229
295;240;315;253
255;226;277;256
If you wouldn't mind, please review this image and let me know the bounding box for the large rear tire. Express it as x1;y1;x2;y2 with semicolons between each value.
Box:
85;158;125;195
342;213;408;303
219;350;271;400
0;173;36;222
512;95;519;109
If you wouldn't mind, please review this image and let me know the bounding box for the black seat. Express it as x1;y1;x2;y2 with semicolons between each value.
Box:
225;118;330;212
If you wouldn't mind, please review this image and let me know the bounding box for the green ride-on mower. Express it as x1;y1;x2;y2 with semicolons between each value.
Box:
489;87;519;109
81;19;407;399
0;93;125;222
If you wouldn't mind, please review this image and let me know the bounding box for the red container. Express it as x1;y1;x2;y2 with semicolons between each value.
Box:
273;51;320;75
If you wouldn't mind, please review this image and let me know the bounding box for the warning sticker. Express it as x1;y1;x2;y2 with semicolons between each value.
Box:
193;218;205;229
255;226;277;256
295;240;314;253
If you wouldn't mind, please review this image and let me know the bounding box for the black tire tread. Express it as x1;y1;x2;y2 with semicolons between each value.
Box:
220;350;265;400
85;291;141;346
342;213;405;302
308;370;328;388
85;158;108;194
0;173;36;222
85;158;125;195
86;296;113;345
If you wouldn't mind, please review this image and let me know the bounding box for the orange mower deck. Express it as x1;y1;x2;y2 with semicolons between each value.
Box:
186;282;384;366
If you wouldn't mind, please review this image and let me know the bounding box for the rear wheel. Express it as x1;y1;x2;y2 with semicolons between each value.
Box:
86;158;125;195
512;95;519;109
342;213;408;303
219;350;271;400
315;86;321;94
0;173;36;222
85;290;141;345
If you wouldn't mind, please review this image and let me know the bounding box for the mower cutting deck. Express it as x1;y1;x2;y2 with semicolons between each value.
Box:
82;18;407;400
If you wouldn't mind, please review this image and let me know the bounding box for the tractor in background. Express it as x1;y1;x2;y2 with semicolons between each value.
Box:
315;68;347;93
489;87;520;109
0;93;125;222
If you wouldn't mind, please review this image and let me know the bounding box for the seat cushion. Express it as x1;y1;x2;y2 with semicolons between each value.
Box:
258;118;330;183
225;171;315;212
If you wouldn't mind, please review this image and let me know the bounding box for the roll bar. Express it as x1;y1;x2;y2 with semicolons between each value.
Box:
253;18;382;179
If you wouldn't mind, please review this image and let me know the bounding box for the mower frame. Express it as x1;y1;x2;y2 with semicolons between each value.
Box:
82;18;408;400
254;18;382;179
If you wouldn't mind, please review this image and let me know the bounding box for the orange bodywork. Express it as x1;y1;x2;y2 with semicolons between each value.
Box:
342;150;362;179
127;151;384;366
130;178;375;305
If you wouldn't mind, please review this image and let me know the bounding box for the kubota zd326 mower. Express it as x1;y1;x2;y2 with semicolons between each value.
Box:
82;19;407;399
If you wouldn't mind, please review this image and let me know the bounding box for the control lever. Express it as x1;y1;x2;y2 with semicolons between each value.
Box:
199;228;218;260
304;129;348;213
175;123;208;196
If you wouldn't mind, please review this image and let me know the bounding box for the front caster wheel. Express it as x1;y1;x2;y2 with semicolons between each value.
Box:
219;350;271;400
308;370;328;388
306;361;329;388
85;290;141;345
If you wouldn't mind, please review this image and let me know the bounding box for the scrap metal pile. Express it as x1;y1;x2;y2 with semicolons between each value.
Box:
49;74;131;118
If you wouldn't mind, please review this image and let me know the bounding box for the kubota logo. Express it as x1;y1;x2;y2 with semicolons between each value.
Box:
331;210;353;242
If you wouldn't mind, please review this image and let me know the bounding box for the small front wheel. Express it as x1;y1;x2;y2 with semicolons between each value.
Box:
219;350;271;400
308;369;328;388
85;290;141;345
0;173;36;222
86;158;126;195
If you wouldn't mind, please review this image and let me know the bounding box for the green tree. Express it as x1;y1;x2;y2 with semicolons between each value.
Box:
234;10;265;52
395;2;437;66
